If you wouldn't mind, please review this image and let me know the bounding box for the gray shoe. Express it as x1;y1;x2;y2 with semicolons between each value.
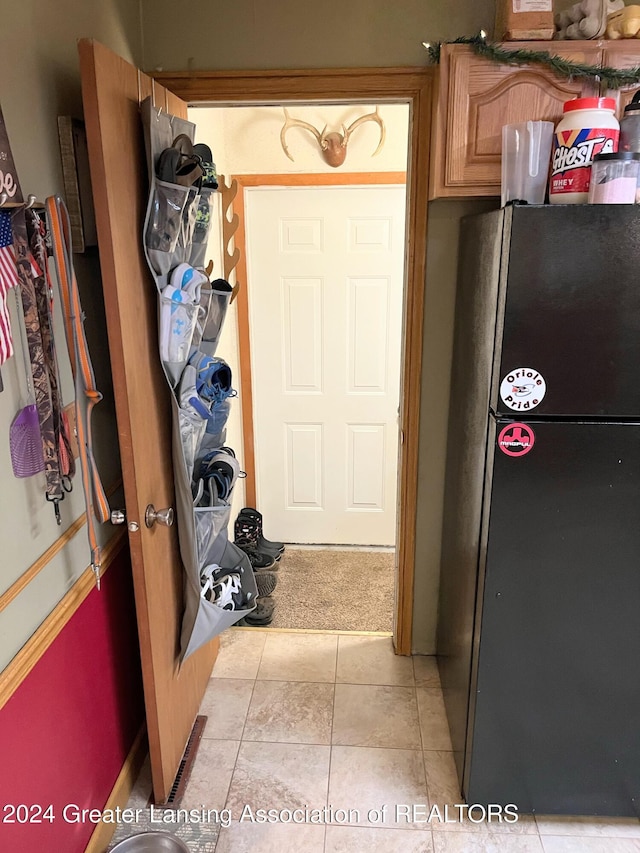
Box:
254;570;277;598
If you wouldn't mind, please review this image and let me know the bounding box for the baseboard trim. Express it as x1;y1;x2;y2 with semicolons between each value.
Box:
231;626;394;637
0;528;126;709
85;724;148;853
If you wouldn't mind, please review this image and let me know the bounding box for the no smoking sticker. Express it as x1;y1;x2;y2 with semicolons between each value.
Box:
498;423;536;457
500;367;546;411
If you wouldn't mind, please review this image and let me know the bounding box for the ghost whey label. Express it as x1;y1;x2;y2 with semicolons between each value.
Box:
550;127;618;196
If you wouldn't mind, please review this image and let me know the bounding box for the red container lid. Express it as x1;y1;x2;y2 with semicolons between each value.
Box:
563;97;617;113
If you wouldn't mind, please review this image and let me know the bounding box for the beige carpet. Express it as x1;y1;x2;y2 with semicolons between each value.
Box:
267;547;394;632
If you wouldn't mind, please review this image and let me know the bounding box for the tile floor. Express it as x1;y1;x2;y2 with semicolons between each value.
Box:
110;629;640;852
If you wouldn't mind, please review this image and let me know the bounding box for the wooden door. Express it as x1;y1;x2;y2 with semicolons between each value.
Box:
246;185;405;545
430;43;603;198
78;39;218;803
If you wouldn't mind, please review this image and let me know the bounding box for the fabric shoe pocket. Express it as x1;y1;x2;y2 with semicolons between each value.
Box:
199;279;234;357
145;180;192;275
194;503;232;569
159;291;200;384
189;187;216;269
182;541;258;661
178;406;206;481
194;412;234;469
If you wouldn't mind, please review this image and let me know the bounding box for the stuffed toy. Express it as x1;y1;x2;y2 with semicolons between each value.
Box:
606;5;640;38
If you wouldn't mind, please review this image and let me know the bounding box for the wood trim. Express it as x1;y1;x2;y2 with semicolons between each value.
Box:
85;724;148;853
233;171;408;510
0;528;127;709
395;79;432;655
154;68;433;655
0;478;123;615
231;180;256;507
235;172;407;187
153;66;433;102
0;514;87;615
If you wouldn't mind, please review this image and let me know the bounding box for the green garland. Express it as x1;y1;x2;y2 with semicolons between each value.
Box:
423;33;640;89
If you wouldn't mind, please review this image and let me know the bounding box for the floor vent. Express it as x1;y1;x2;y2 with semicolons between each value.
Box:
156;715;207;808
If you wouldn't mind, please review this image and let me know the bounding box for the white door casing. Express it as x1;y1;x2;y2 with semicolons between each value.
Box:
246;185;406;545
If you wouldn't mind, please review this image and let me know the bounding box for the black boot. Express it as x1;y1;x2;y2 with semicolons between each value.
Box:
234;515;282;561
234;518;278;570
238;507;285;555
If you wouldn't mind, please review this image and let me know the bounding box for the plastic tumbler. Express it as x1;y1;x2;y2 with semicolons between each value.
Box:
501;121;554;207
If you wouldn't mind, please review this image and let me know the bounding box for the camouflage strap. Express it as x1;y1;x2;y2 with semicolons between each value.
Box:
25;208;76;484
12;206;64;520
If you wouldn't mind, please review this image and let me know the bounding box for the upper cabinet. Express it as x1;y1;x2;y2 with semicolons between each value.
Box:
602;41;640;112
429;42;616;199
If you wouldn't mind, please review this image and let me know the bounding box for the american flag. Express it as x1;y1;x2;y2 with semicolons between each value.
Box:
0;209;18;364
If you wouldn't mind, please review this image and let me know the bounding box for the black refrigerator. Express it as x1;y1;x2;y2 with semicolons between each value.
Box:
438;204;640;817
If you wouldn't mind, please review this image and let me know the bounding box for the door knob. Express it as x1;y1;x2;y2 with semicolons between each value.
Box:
145;504;175;528
111;509;140;532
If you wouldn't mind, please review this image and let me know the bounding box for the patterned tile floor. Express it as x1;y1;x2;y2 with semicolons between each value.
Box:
110;629;640;852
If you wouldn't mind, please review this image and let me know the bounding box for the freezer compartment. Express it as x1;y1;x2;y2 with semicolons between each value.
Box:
466;419;640;816
491;205;640;418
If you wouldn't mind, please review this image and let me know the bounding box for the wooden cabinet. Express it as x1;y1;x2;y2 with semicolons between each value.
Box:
430;42;605;198
602;42;640;112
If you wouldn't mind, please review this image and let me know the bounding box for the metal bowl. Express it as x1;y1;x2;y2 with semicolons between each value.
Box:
110;831;190;853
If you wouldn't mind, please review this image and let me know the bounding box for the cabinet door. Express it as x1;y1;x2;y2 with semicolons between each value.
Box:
430;43;602;198
602;42;640;115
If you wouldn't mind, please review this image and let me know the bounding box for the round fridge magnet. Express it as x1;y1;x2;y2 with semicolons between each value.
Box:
497;422;536;457
499;368;546;411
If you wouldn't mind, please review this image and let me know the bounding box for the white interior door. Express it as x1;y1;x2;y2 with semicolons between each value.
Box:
246;184;406;546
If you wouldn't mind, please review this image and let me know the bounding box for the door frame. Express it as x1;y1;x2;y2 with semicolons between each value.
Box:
153;67;433;654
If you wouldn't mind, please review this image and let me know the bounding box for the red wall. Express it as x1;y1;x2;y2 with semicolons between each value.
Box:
0;546;145;853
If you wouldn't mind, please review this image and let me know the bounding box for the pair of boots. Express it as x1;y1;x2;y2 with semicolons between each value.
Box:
234;507;285;570
235;508;284;627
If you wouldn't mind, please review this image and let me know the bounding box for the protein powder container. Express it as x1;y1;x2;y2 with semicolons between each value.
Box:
549;97;619;204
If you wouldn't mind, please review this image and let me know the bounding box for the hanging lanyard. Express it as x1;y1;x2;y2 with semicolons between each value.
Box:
46;195;110;589
25;209;75;486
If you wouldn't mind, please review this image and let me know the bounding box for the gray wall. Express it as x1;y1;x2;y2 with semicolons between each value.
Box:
0;0;142;670
141;0;495;72
141;0;497;652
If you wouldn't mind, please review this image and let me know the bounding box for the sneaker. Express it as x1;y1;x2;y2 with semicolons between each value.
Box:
196;449;243;504
234;541;277;571
160;284;198;364
201;565;245;610
170;262;208;300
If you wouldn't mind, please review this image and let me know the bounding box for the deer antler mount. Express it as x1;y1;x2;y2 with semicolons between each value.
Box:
280;107;386;168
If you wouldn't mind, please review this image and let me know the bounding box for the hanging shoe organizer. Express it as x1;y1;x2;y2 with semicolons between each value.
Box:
140;97;256;661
